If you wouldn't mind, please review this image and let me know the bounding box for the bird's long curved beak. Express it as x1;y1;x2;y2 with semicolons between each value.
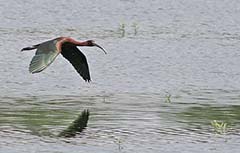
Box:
93;43;107;54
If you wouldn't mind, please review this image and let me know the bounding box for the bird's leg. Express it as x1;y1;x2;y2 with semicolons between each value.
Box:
21;44;39;52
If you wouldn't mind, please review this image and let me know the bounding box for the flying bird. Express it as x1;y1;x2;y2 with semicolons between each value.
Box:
21;37;107;82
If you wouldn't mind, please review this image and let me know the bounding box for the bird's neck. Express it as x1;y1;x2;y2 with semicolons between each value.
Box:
76;41;89;46
63;38;89;46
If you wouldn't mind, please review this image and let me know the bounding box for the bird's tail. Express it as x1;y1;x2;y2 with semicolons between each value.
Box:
21;44;39;51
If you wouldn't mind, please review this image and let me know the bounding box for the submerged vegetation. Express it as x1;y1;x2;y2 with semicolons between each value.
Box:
211;120;228;134
178;105;240;136
58;109;90;137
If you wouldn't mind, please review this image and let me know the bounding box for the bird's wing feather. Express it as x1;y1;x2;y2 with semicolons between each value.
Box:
61;45;91;81
29;40;60;73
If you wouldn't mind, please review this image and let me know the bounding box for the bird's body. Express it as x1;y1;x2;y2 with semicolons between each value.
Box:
21;37;106;82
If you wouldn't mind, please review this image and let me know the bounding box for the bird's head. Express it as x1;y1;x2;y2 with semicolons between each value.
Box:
86;40;107;54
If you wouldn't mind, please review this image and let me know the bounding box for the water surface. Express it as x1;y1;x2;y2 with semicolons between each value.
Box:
1;0;240;152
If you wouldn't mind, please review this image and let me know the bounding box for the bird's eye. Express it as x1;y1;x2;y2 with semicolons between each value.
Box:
88;40;94;46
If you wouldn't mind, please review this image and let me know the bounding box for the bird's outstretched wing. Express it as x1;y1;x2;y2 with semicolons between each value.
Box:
29;40;60;73
61;45;91;82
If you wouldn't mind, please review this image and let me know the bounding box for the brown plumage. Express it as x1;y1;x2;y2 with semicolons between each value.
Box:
21;37;107;82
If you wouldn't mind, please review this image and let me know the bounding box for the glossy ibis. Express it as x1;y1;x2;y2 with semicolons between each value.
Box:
21;37;106;82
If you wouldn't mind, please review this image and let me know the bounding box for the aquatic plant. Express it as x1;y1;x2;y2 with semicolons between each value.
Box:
211;120;228;134
118;22;139;37
132;22;138;35
114;137;123;151
165;94;172;103
58;109;89;137
119;22;126;37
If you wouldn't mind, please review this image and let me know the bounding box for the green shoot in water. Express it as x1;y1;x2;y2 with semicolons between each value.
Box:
119;23;126;37
165;94;172;103
114;137;123;151
132;22;138;35
211;120;228;134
